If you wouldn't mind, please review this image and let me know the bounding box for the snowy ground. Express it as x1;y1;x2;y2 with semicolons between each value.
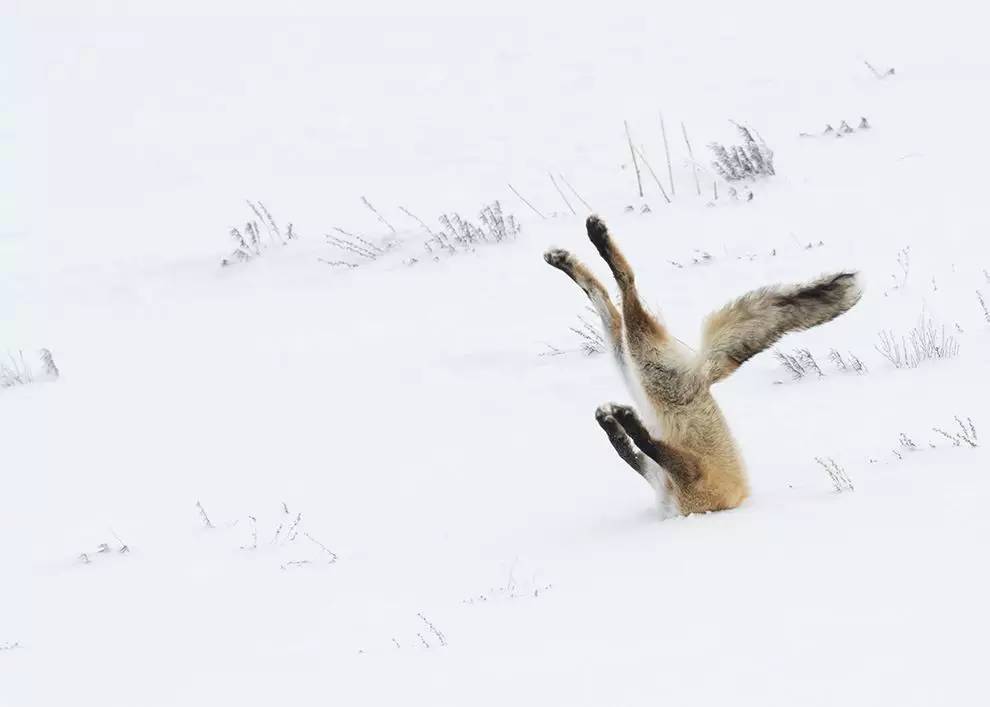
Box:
4;4;990;705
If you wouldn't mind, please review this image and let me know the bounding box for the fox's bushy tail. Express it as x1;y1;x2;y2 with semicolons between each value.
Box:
700;272;862;383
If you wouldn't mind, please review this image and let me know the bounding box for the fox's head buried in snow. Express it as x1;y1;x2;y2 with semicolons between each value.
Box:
544;215;862;518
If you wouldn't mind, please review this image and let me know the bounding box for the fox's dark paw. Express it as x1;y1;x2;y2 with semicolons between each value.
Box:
608;404;640;430
596;403;631;424
543;248;573;271
595;405;621;433
594;404;614;424
586;214;611;255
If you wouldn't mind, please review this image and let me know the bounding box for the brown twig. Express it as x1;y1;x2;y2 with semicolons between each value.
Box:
633;145;671;203
507;183;546;219
681;122;701;196
399;206;437;236
660;112;675;197
624;121;644;198
548;173;576;215
361;196;397;234
558;174;592;211
196;501;214;529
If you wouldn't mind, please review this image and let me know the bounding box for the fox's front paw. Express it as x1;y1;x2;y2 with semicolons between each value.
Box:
608;404;639;427
543;248;573;271
586;214;611;252
595;404;622;433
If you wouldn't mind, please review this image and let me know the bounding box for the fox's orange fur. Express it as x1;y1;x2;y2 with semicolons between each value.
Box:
545;215;862;517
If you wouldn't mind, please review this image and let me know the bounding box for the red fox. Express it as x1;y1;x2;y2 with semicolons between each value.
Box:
545;215;862;517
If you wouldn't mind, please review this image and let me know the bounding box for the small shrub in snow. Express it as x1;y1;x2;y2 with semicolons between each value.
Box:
195;500;215;529
709;123;775;182
0;642;21;652
863;60;895;79
977;291;990;323
1;348;59;389
668;249;717;268
875;312;959;368
318;258;360;269
416;613;447;647
797;348;823;377
240;515;258;550
224;199;519;269
775;350;805;379
570;314;606;355
387;613;449;652
462;563;553;604
933;417;978;448
541;310;606;357
0;351;32;388
892;416;978;459
77;533;129;565
323;227;396;266
399;200;520;265
800;117;871;138
815;456;854;493
436;201;519;250
884;246;911;294
201;501;338;566
302;532;338;564
281;560;312;569
221;200;297;267
828;348;867;374
113;531;130;554
39;348;59;378
775;347;864;381
898;433;919;453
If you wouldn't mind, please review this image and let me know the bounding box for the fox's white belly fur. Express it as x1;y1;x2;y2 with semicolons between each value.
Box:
618;344;683;518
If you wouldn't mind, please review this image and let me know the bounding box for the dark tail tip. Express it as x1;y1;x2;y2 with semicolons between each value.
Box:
776;271;863;326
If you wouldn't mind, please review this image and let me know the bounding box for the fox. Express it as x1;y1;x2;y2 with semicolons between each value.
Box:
544;215;862;518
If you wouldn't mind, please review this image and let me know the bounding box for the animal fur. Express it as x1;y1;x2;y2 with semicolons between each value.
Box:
544;215;862;517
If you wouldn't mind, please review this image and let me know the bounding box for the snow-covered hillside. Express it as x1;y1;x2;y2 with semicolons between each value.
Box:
4;4;990;705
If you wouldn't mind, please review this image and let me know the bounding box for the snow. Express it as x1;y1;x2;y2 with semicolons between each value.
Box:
4;3;990;705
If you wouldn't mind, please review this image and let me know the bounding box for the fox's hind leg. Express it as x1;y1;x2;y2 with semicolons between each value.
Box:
544;248;624;363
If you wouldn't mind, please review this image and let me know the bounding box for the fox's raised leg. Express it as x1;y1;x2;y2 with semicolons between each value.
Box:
594;405;646;475
585;215;701;404
543;248;624;362
584;215;667;352
602;403;702;489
